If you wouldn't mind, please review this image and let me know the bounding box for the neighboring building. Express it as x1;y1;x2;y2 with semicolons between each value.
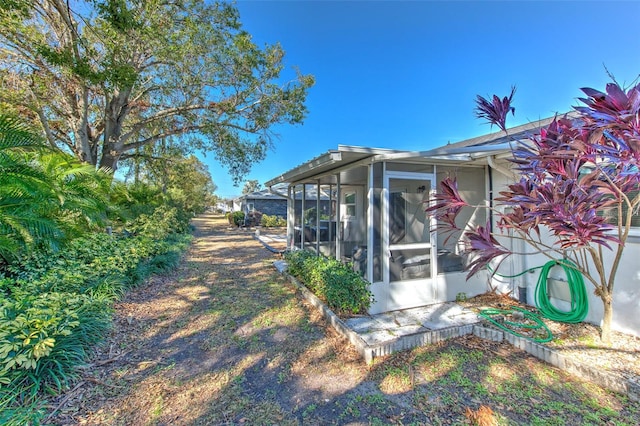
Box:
233;188;288;218
214;199;232;213
265;117;640;337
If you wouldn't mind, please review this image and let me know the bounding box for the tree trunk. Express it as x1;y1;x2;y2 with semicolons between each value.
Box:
601;295;613;345
98;90;131;172
99;148;120;173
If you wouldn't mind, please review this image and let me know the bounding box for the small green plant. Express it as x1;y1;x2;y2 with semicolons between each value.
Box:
284;250;373;315
230;211;245;227
302;403;317;417
455;292;467;302
260;214;286;227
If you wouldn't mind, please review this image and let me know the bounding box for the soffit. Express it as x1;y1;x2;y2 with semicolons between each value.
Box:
265;145;404;187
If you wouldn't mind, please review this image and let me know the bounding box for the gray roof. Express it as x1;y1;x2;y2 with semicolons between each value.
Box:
234;188;287;202
265;114;574;188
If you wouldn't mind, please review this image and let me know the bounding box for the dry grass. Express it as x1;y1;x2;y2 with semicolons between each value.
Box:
45;213;640;426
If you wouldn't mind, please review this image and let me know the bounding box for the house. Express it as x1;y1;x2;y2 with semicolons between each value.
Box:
232;188;288;220
265;116;640;337
214;199;233;214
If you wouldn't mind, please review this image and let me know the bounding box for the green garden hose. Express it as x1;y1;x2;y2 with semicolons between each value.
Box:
486;264;543;278
480;259;588;342
478;306;553;343
487;259;588;323
534;259;588;323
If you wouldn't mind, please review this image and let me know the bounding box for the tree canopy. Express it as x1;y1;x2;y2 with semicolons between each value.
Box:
242;179;262;194
0;0;314;184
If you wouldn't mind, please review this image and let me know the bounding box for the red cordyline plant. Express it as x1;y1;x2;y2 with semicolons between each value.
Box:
474;86;516;132
428;82;640;344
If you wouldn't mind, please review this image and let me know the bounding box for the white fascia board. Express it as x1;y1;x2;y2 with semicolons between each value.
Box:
265;150;342;187
373;142;515;162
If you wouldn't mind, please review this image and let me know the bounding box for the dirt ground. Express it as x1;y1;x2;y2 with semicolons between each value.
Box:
44;213;640;425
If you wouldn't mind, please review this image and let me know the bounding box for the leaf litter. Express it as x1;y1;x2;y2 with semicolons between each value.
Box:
45;214;640;425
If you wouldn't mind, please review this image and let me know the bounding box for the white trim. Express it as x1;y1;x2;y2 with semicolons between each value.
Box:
383;170;437;292
389;243;433;251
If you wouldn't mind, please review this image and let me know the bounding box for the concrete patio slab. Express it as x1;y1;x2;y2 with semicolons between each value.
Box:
344;302;480;347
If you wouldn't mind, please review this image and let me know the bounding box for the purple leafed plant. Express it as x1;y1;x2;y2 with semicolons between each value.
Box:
429;82;640;344
474;86;516;132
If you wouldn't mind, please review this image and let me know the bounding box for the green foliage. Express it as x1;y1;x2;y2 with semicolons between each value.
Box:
108;181;163;224
0;114;115;263
242;179;262;194
0;223;191;421
0;293;79;375
0;115;59;262
260;214;286;228
284;250;373;315
125;205;190;240
121;151;216;217
35;152;113;238
1;0;314;183
0;290;111;425
231;211;245;227
0;113;199;422
6;231;191;297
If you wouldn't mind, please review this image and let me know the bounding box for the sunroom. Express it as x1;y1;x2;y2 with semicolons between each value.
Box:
265;121;551;315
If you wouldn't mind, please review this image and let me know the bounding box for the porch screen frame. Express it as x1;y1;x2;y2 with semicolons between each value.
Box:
382;170;437;285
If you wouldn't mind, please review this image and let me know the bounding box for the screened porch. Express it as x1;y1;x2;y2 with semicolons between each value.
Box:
266;145;496;314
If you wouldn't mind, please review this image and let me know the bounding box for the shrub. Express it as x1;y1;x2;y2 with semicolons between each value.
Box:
0;290;112;424
260;214;286;227
125;205;189;239
0;291;111;386
0;227;191;422
284;250;373;316
284;249;316;283
246;210;263;226
230;211;245;226
6;233;168;296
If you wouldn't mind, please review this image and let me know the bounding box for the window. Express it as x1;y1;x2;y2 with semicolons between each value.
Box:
602;188;640;228
579;165;640;228
344;192;356;217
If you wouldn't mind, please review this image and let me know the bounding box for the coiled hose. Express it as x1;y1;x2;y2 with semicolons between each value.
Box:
487;259;588;323
534;259;588;323
480;259;588;342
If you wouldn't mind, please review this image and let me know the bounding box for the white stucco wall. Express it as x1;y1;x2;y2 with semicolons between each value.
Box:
368;271;491;315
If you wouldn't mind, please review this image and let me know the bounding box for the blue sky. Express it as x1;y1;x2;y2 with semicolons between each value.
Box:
206;1;640;198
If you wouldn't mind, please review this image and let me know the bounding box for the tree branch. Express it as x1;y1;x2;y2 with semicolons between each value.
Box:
121;124;207;152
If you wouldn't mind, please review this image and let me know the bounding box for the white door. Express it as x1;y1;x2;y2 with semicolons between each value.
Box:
384;172;437;310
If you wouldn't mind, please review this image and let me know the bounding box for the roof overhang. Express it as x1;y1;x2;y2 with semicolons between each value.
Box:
266;113;576;188
265;145;404;188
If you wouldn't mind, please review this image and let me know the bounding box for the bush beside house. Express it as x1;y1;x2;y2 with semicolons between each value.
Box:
261;214;287;228
284;250;373;316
